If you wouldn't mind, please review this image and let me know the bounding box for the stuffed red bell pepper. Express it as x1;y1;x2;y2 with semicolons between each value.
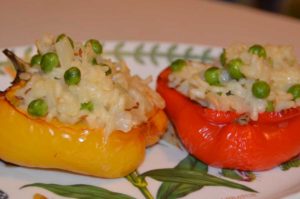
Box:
157;44;300;171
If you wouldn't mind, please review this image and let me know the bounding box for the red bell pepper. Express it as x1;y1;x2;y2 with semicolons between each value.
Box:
157;67;300;171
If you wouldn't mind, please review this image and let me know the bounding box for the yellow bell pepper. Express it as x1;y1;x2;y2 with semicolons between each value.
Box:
0;83;168;178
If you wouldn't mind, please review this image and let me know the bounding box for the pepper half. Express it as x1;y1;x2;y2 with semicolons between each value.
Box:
0;82;168;178
157;68;300;171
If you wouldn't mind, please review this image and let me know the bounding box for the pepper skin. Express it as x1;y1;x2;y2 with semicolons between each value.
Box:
157;68;300;171
0;84;168;178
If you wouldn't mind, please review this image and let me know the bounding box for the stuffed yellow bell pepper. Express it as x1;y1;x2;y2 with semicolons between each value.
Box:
0;34;167;178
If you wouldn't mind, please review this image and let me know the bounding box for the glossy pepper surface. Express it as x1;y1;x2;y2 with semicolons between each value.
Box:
0;83;167;178
157;68;300;171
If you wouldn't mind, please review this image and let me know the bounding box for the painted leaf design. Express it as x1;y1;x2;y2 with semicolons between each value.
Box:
113;42;125;61
125;170;154;199
157;155;208;199
134;44;145;64
167;44;178;62
183;47;193;60
281;155;300;171
200;49;213;62
221;169;256;182
105;42;215;66
150;44;160;65
142;169;257;193
21;183;135;199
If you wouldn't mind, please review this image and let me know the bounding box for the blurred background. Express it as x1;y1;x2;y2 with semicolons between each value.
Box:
220;0;300;19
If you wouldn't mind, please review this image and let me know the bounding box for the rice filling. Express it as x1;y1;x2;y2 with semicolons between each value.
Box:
14;34;165;135
168;44;300;120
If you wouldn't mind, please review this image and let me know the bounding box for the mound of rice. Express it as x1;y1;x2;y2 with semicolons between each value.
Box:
15;34;165;134
168;44;300;120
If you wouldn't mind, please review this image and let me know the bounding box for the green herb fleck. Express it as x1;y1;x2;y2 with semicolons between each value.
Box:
80;101;94;112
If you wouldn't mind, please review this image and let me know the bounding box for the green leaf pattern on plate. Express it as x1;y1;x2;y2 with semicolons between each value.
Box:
221;169;256;182
142;168;257;193
126;171;154;199
156;155;208;199
0;42;214;77
281;155;300;171
104;42;214;66
21;183;135;199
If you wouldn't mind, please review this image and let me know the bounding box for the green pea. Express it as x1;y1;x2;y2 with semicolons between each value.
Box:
64;67;81;85
80;101;94;112
204;67;220;86
41;52;60;73
248;44;267;58
287;84;300;100
252;80;270;99
266;101;274;112
27;99;48;117
86;39;102;54
227;58;245;80
30;54;42;66
170;59;186;72
220;49;226;66
56;33;74;48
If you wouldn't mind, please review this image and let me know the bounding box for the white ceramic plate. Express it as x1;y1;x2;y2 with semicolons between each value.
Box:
0;41;300;199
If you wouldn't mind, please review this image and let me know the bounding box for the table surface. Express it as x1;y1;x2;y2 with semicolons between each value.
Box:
0;0;299;56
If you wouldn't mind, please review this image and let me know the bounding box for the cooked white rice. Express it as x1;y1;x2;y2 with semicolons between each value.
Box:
168;44;300;120
15;34;165;134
